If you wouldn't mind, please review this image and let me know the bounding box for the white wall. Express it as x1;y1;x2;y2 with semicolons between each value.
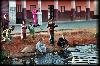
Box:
9;1;16;24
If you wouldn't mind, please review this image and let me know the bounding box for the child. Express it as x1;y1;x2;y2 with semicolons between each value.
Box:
21;20;27;39
32;9;38;27
36;38;46;53
28;22;35;38
57;35;69;48
2;26;15;42
47;19;55;45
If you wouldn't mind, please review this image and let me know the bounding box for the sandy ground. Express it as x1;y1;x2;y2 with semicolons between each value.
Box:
2;28;97;58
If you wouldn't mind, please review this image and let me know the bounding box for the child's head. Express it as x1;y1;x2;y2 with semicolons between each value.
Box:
61;35;64;38
22;20;25;24
11;26;15;31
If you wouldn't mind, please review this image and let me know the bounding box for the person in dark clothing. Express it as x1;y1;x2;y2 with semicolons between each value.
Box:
47;19;58;46
57;35;70;64
57;35;69;48
3;14;9;30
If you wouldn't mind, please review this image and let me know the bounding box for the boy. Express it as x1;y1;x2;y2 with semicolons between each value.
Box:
36;38;46;53
28;22;35;39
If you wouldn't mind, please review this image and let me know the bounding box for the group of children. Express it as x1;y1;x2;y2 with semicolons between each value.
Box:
21;20;35;40
1;12;69;54
21;8;42;39
2;20;69;53
35;33;69;53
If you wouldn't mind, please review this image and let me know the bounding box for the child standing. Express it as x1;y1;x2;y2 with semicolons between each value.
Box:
21;20;27;39
28;22;35;39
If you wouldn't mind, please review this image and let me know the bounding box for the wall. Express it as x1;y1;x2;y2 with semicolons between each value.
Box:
75;0;94;11
26;0;38;10
26;0;95;22
58;1;71;11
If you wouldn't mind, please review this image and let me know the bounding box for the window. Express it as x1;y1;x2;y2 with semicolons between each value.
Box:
30;5;36;12
76;6;81;12
60;6;65;12
16;4;22;12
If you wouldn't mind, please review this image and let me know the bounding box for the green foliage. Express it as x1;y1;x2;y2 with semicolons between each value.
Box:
0;51;7;64
0;51;4;64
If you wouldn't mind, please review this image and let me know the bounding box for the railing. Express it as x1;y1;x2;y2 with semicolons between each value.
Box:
68;58;97;64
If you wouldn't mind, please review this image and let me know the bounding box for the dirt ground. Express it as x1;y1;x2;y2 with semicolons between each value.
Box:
2;29;97;58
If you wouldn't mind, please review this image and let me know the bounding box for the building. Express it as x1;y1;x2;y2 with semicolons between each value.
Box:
1;0;98;24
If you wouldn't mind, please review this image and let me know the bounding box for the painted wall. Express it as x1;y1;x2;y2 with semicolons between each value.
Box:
26;1;72;11
75;0;94;11
26;0;95;11
41;1;54;10
1;0;9;14
26;0;38;10
26;1;55;10
75;1;86;11
58;1;71;11
90;1;95;11
16;0;22;5
25;0;95;21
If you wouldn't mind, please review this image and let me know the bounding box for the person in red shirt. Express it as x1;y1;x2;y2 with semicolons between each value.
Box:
32;8;38;27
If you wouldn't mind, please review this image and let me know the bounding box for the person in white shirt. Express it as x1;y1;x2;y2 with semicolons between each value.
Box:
36;38;46;53
21;20;27;39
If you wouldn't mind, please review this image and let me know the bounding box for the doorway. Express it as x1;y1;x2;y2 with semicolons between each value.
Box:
48;5;54;20
76;6;81;20
16;4;22;24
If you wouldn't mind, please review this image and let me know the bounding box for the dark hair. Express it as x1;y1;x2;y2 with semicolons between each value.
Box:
11;26;15;28
11;26;15;30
